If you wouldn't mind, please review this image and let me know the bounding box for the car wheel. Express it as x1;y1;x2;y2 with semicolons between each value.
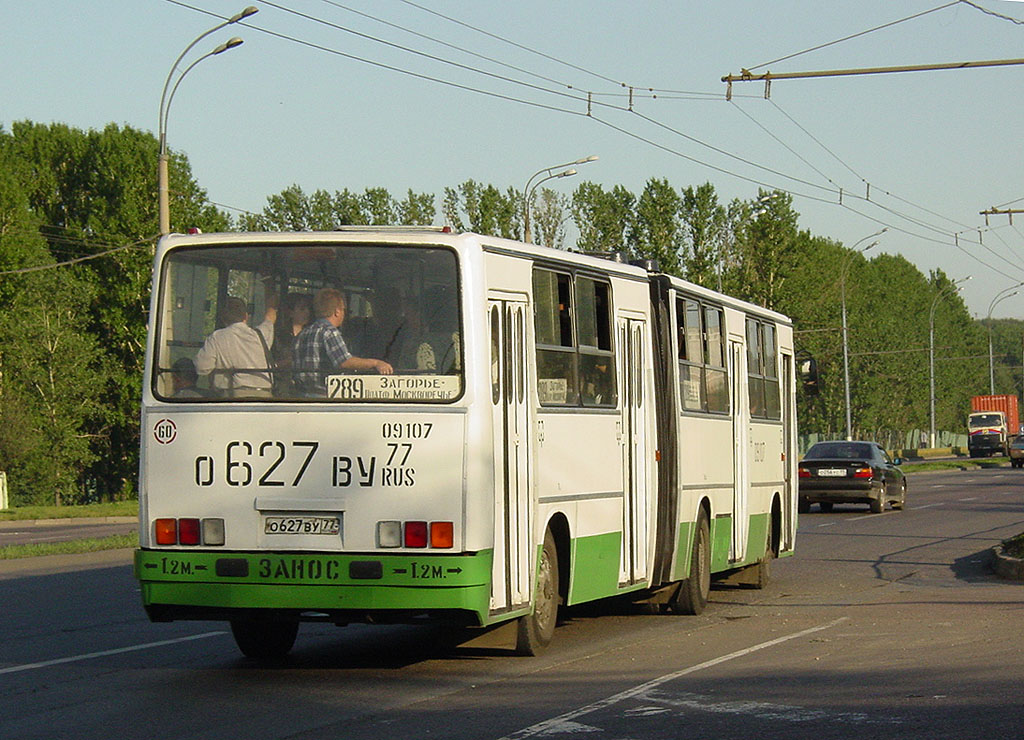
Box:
818;502;834;513
670;511;710;615
892;480;906;510
798;498;810;514
870;486;886;513
516;528;559;656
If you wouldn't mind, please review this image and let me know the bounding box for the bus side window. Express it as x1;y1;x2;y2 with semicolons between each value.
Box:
533;269;578;406
578;277;616;407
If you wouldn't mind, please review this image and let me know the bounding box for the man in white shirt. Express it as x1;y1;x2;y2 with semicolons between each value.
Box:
195;296;277;397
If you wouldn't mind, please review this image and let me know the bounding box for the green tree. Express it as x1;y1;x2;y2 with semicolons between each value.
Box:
629;178;682;275
680;182;726;289
532;188;570;249
442;181;519;238
0;120;227;500
730;190;799;310
571;182;635;255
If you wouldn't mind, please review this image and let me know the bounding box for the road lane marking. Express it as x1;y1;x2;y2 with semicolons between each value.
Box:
910;502;945;509
848;512;885;521
498;618;848;740
958;497;978;501
0;631;226;675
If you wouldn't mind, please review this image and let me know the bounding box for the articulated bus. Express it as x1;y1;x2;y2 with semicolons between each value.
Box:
135;228;803;659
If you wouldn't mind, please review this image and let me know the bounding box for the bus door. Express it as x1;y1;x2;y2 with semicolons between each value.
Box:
730;340;750;562
488;297;533;613
618;316;650;585
781;352;797;550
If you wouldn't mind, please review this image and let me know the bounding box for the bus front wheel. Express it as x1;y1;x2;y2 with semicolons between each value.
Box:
671;512;710;615
516;529;559;656
230;619;299;662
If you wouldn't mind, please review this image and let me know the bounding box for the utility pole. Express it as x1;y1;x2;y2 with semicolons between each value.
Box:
980;207;1024;226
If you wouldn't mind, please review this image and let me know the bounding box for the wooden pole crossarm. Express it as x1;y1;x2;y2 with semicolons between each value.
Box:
722;57;1024;99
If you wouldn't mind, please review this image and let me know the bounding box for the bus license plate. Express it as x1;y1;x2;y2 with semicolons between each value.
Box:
264;516;340;535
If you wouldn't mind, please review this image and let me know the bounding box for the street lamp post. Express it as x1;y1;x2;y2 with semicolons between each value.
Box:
158;6;257;235
522;155;597;244
987;285;1022;394
840;228;886;440
929;276;971;448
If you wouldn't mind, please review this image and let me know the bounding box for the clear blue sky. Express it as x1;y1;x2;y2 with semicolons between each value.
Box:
4;1;1024;317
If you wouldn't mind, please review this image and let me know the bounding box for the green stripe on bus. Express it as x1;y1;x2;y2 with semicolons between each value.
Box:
567;531;622;604
135;548;493;621
673;511;771;579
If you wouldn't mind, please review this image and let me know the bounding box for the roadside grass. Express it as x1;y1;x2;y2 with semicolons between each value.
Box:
0;533;138;560
0;501;137;521
1003;532;1024;559
902;457;1010;473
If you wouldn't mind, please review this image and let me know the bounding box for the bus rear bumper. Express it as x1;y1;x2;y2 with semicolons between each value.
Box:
135;548;493;627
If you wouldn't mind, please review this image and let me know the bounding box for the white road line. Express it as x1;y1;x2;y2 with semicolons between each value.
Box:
0;631;226;675
910;503;945;510
497;618;848;740
958;497;978;502
848;512;885;521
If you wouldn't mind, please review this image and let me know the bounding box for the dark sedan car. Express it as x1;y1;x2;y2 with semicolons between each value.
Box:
798;440;906;513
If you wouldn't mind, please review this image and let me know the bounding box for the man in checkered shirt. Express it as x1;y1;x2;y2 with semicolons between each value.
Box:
293;288;393;395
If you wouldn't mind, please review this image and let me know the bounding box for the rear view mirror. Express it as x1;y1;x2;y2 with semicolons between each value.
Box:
798;355;819;396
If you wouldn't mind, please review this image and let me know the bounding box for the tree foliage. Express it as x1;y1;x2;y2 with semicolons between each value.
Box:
0;119;1008;508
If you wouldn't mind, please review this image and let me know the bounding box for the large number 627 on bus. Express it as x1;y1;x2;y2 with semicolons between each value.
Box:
135;228;808;660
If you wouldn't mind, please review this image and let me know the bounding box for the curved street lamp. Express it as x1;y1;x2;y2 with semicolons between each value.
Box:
929;276;971;447
522;155;598;244
840;228;886;440
987;284;1023;394
158;6;257;235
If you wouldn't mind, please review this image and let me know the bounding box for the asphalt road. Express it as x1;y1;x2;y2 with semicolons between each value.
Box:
0;518;137;547
1;468;1022;740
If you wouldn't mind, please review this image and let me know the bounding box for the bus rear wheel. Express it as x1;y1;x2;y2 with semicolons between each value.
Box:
516;529;559;656
671;512;710;615
230;619;299;662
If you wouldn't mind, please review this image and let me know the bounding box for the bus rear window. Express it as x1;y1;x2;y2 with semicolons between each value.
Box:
152;243;462;403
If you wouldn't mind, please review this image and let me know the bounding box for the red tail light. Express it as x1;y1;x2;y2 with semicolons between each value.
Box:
853;467;873;479
798;467;810;478
405;521;428;548
178;518;201;545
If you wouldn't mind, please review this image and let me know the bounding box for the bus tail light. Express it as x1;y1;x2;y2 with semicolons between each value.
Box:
378;520;454;549
155;518;177;545
179;518;201;545
152;517;225;545
378;521;402;548
203;518;226;546
430;522;454;549
405;521;428;548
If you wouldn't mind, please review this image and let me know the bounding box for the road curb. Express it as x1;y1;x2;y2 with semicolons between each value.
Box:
991;546;1024;581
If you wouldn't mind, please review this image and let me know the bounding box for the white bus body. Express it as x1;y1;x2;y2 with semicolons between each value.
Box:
135;229;799;658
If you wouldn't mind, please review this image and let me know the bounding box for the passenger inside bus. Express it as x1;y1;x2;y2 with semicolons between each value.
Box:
194;295;277;397
170;357;203;398
271;292;313;394
292;288;393;395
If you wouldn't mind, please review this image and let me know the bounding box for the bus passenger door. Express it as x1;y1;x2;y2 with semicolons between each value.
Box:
730;340;749;562
488;298;533;613
781;353;797;550
618;316;649;585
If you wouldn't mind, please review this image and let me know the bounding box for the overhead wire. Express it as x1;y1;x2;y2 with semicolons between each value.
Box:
159;0;1023;285
745;2;961;71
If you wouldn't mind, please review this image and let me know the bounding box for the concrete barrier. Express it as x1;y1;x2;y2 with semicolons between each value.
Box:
991;547;1024;581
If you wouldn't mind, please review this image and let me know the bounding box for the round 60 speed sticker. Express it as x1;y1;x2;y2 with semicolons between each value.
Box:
153;419;177;444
